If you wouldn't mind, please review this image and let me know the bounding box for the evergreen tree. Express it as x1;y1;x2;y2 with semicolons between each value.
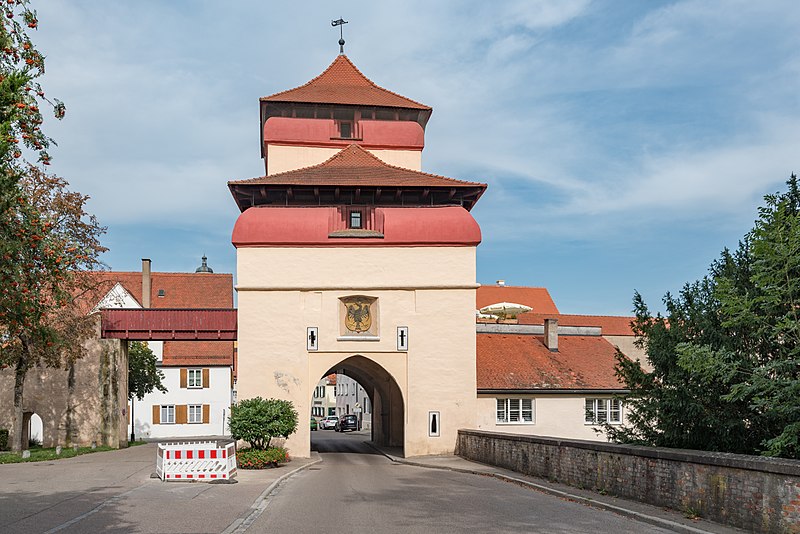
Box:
609;175;800;459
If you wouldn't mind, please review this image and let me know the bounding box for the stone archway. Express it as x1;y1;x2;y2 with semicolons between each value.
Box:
324;355;404;450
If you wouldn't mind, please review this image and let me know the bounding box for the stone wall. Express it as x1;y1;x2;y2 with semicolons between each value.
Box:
0;315;129;449
456;429;800;533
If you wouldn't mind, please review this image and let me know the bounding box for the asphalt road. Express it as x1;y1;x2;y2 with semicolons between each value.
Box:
247;430;677;534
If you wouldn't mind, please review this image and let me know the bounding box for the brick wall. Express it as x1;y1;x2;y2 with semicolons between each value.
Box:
456;429;800;533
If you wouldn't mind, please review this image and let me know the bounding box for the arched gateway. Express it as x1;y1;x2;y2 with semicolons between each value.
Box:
228;54;487;457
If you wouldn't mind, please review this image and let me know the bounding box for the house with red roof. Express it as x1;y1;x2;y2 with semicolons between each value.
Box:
108;258;235;440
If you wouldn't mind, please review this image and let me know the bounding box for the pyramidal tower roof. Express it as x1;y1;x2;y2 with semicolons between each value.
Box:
261;55;431;110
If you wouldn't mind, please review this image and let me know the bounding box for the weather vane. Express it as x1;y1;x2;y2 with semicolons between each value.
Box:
331;18;348;54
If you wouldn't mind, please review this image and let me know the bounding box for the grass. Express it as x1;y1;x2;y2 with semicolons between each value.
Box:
0;444;115;464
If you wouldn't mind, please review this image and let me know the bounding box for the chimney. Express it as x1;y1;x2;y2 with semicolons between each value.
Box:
141;258;151;308
496;279;505;286
544;318;558;352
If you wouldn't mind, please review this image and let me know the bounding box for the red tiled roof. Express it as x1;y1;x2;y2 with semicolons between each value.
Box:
476;286;559;314
261;55;430;110
162;341;235;367
517;313;634;336
477;334;624;390
89;271;233;309
229;144;485;189
90;270;234;367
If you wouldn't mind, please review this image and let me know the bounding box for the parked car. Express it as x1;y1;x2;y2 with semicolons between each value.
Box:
319;416;339;430
335;414;360;432
310;417;318;431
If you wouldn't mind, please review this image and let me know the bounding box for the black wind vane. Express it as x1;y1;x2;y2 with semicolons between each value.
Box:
331;17;348;54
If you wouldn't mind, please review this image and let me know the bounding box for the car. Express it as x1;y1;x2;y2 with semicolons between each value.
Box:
310;417;318;431
335;414;360;432
319;416;339;430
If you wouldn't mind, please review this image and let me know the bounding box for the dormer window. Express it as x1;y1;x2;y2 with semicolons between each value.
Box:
350;210;362;229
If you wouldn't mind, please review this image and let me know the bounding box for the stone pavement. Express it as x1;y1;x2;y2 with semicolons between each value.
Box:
367;442;745;534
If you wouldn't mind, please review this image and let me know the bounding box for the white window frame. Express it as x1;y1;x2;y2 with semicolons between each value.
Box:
188;368;203;388
161;405;175;424
188;404;203;424
495;398;534;424
585;398;622;425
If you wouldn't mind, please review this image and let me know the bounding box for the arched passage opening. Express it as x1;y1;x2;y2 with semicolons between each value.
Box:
315;355;404;453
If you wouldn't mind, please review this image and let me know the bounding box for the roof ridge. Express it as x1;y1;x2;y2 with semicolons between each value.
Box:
260;55;431;110
231;144;486;187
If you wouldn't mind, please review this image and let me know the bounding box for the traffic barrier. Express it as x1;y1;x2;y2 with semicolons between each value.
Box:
156;441;237;481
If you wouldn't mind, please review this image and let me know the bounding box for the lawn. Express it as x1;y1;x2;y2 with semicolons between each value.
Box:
0;442;142;464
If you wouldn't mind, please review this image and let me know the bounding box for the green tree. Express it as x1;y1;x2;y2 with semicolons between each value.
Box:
0;167;106;451
228;397;298;450
609;175;800;459
127;341;166;441
128;342;166;401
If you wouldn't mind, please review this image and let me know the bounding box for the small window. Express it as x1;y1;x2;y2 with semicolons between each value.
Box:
585;398;622;425
339;121;352;139
350;211;362;229
188;404;203;424
161;405;175;424
188;369;203;388
495;398;534;424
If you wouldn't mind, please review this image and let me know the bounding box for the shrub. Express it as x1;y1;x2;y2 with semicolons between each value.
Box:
229;397;298;450
237;447;289;469
0;429;8;451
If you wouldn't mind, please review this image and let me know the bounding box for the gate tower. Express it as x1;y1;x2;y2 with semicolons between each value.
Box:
229;54;486;457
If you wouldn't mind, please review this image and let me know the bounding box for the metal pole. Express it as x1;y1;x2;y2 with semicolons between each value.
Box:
130;398;135;443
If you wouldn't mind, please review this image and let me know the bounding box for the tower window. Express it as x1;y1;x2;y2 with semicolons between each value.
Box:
339;121;352;139
350;211;362;229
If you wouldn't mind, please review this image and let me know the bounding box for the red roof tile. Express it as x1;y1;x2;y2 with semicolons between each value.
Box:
229;144;486;189
517;313;634;336
477;334;625;391
261;55;431;110
476;286;559;314
162;341;235;367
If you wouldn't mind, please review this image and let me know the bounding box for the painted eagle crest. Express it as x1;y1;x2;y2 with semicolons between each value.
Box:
345;300;372;333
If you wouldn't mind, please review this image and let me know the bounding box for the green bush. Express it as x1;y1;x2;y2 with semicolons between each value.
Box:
237;447;289;469
0;429;8;451
228;397;298;450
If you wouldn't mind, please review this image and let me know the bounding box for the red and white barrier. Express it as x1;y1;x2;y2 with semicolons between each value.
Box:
156;441;237;481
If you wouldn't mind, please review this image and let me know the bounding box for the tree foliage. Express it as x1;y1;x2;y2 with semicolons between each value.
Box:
128;342;166;401
228;397;298;450
609;175;800;459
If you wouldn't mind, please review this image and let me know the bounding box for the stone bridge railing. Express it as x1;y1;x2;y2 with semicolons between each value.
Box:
456;429;800;533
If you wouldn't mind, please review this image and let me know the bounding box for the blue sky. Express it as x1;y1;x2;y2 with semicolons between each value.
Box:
32;1;800;315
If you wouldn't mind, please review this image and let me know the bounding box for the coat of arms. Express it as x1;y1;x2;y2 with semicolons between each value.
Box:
344;299;372;333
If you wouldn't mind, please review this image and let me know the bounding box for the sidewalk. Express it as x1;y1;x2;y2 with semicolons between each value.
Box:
366;442;744;534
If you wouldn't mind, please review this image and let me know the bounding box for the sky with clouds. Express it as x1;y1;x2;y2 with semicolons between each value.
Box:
30;0;800;315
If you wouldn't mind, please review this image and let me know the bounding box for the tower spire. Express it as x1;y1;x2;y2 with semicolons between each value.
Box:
331;18;348;54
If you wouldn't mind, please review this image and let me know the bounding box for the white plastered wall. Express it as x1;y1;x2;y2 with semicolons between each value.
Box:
476;394;625;441
236;246;477;458
266;144;422;175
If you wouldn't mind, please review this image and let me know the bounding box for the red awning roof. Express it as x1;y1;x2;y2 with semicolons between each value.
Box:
261;55;431;110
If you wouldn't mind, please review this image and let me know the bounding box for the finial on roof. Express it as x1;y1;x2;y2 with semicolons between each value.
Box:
331;17;348;54
195;254;213;273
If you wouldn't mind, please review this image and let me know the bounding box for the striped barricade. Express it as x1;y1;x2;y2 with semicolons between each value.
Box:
156;441;237;481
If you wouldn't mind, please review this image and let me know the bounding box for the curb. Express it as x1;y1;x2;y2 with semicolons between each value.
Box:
366;443;713;534
221;454;323;534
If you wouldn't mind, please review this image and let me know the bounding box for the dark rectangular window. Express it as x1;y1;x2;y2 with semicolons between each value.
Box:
350;210;362;229
339;121;352;139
